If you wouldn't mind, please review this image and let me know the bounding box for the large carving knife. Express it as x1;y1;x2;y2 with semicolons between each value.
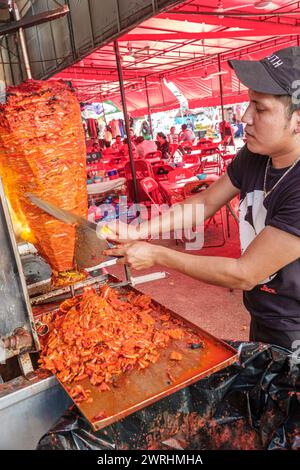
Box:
27;193;115;270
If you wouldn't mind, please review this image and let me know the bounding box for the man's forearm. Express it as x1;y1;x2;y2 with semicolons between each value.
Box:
139;192;210;238
154;245;252;290
138;174;239;239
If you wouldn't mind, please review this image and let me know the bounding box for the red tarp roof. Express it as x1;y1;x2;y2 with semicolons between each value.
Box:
53;0;300;115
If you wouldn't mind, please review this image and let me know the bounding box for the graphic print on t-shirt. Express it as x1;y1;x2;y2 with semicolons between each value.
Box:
239;189;277;284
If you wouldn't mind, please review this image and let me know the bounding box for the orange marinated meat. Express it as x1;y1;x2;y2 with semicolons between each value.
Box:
170;351;183;361
0;80;88;278
40;286;201;404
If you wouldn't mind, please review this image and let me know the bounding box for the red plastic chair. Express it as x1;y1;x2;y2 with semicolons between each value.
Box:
183;179;227;248
140;177;165;212
124;160;155;202
182;154;204;174
219;151;236;173
152;163;174;181
169;144;178;157
141;178;181;240
179;140;194;149
167;167;194;183
144;150;162;161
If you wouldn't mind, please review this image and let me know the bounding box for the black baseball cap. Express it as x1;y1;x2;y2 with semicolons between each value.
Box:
229;46;300;96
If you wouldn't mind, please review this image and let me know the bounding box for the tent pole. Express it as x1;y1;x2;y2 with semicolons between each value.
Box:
11;1;32;79
144;76;154;139
218;54;225;138
114;39;139;203
100;95;108;126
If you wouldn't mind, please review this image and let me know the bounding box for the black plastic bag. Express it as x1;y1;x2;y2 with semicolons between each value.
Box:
37;342;300;450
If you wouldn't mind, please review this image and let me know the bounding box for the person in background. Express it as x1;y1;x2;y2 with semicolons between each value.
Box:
179;123;195;143
234;120;245;138
186;117;195;131
168;126;179;144
112;135;123;151
141;120;151;140
91;142;99;152
156;132;171;160
135;136;157;159
104;125;113;146
120;137;136;156
129;128;137;144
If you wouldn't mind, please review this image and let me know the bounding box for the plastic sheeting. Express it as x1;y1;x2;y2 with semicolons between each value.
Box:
37;342;300;450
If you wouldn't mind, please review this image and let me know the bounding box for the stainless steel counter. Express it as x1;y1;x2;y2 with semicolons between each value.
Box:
0;373;71;449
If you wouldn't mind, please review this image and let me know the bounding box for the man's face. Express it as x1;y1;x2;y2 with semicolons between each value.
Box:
116;137;121;143
242;90;296;156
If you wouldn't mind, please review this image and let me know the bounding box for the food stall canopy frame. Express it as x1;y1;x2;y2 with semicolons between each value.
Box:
51;0;300;115
0;1;299;113
0;0;183;86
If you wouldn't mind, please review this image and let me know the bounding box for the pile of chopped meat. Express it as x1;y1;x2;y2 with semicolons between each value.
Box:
39;287;197;401
0;80;87;280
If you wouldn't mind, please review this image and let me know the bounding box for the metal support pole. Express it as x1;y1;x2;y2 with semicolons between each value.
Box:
0;39;7;85
65;0;77;62
114;39;139;202
11;1;32;79
218;54;225;138
5;35;15;85
114;0;121;33
101;97;108;126
46;0;59;69
144;76;154;139
87;0;95;48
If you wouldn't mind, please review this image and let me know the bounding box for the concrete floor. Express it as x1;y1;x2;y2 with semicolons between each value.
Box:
109;213;250;343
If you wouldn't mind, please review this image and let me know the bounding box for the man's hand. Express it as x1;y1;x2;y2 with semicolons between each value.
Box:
104;241;160;270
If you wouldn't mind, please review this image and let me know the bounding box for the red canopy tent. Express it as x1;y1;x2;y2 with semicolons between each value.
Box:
53;0;300;114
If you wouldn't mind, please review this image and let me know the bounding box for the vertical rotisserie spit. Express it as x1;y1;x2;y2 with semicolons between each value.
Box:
0;80;88;285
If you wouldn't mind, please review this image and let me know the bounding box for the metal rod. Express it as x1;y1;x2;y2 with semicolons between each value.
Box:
11;1;32;79
65;0;77;62
218;54;225;134
30;274;108;305
14;28;24;82
0;38;7;85
114;39;139;202
47;0;59;69
166;8;300;17
31;1;46;76
0;5;69;35
144;76;154;139
115;0;121;33
5;35;15;85
87;0;95;48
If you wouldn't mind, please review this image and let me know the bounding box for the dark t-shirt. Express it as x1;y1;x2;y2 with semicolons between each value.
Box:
227;145;300;331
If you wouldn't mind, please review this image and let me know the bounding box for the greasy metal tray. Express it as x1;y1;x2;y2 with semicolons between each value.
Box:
33;277;238;431
42;279;237;432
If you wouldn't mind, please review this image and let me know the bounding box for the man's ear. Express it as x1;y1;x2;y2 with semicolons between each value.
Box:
294;110;300;133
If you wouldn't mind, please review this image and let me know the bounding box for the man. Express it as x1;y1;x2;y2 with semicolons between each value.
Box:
179;123;195;143
104;46;300;350
112;135;123;151
168;126;179;144
186;117;195;131
135;136;158;159
156;132;170;160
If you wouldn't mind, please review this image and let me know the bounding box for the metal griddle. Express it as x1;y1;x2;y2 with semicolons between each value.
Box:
49;280;238;431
